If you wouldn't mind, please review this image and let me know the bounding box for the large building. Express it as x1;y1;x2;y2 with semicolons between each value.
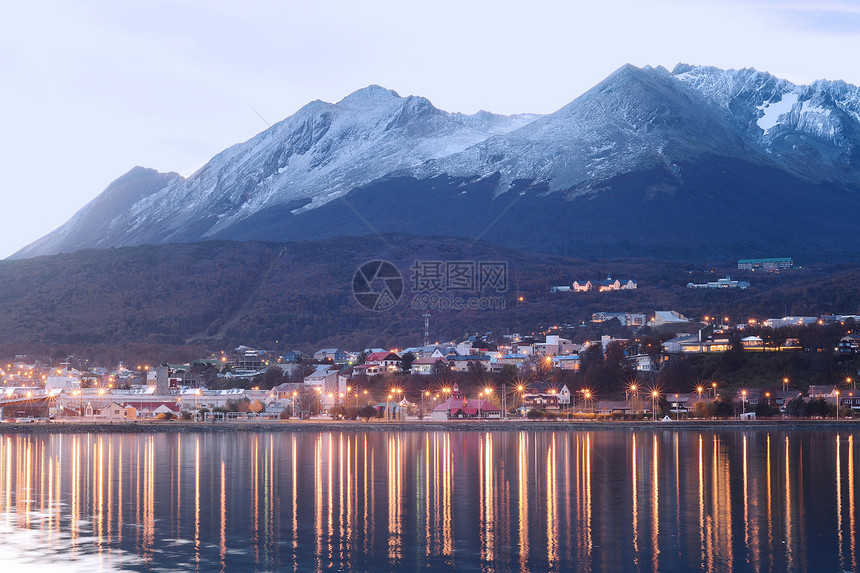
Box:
737;258;793;271
571;277;638;293
591;312;647;327
687;276;750;290
649;310;690;327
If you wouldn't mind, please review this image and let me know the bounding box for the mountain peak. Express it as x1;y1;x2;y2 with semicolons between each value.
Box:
12;65;860;262
337;85;402;108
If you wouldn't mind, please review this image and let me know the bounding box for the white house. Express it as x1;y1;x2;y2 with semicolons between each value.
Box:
355;352;402;376
411;357;447;375
448;355;491;372
650;310;690;327
304;365;340;392
97;402;136;421
535;335;578;356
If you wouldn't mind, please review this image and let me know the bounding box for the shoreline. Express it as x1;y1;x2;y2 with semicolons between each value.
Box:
2;418;859;433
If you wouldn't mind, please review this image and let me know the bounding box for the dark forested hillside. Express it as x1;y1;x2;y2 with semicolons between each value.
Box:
0;235;857;358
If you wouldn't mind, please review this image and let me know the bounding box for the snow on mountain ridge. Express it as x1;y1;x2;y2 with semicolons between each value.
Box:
416;63;759;196
117;86;539;243
12;66;860;260
757;90;799;135
672;64;860;150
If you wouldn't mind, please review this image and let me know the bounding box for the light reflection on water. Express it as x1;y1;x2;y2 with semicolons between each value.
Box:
0;430;856;572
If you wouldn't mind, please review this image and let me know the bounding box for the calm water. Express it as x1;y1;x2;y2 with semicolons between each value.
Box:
0;429;857;572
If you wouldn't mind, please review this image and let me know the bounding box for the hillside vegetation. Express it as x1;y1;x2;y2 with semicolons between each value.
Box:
0;235;857;362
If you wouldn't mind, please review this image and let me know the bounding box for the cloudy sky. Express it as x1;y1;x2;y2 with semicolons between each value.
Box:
1;0;858;258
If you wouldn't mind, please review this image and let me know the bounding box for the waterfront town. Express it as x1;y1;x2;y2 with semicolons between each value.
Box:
1;308;858;424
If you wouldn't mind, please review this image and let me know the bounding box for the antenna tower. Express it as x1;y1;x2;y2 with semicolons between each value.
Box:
423;312;431;347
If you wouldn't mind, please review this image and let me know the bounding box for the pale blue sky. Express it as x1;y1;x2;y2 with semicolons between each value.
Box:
1;0;858;258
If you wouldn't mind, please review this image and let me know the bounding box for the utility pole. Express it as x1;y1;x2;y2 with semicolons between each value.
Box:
502;383;507;419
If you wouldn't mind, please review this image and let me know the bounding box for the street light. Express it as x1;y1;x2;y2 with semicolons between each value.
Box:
741;390;747;416
501;383;507;418
651;390;659;421
626;384;637;403
835;390;840;421
73;389;83;416
696;386;704;412
783;377;789;392
515;384;525;416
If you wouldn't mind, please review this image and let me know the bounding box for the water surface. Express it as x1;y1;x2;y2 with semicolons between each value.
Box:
0;429;856;572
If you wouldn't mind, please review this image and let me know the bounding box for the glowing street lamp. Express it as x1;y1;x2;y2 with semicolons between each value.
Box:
835;390;841;421
741;390;748;416
783;377;789;392
626;384;638;403
651;390;659;421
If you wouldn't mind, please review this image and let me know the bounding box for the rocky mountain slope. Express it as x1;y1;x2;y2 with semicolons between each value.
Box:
13;64;860;261
1;235;856;351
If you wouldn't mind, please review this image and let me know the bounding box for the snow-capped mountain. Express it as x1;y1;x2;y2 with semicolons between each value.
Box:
13;65;860;261
671;64;860;179
414;64;759;194
15;86;537;258
416;63;860;194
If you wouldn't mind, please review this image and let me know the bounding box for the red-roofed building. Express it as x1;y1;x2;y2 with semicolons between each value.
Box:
362;352;402;374
431;396;501;420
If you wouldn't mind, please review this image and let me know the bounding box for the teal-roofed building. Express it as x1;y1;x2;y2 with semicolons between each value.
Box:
737;258;792;271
